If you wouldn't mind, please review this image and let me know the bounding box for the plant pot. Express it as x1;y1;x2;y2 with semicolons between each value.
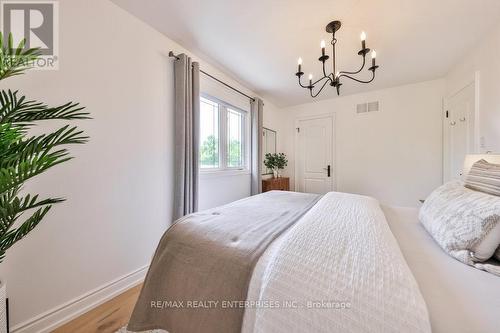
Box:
0;282;6;333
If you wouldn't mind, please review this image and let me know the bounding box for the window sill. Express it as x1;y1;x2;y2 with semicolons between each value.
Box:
199;169;251;179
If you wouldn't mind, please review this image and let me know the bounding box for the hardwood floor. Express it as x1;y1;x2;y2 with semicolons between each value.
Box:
53;284;142;333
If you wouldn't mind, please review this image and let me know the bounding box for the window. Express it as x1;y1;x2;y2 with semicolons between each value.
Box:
227;109;244;167
199;96;248;172
200;98;219;168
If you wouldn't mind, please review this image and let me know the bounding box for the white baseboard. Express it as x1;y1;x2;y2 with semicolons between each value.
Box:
11;265;149;333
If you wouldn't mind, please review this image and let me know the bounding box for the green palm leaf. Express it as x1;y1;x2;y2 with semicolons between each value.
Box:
0;125;89;168
0;33;40;80
0;205;52;258
0;90;90;127
0;193;63;233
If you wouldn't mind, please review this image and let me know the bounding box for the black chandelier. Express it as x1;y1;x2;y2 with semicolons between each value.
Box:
295;20;379;97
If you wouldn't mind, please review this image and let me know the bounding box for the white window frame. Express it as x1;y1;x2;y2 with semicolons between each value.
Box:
199;94;250;175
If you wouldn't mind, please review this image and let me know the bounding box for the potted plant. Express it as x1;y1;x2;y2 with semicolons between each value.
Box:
0;33;89;332
264;153;288;178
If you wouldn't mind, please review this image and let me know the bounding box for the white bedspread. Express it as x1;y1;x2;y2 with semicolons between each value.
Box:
242;192;431;333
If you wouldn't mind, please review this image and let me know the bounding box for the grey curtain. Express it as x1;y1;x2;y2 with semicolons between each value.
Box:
250;98;264;195
173;54;200;220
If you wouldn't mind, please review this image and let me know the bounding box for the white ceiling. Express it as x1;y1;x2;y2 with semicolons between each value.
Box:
111;0;500;107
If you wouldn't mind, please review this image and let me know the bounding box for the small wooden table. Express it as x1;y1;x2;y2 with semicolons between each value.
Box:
262;177;290;192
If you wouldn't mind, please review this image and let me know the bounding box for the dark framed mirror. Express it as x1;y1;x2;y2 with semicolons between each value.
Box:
262;127;277;175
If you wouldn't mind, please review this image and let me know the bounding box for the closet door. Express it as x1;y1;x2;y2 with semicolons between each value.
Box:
444;83;475;181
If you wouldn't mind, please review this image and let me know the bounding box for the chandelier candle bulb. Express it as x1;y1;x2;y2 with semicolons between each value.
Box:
309;74;313;86
298;57;302;73
320;40;326;56
371;50;376;67
361;31;366;50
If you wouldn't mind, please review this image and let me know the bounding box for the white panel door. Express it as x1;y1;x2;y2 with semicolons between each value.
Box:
296;116;334;194
444;83;475;181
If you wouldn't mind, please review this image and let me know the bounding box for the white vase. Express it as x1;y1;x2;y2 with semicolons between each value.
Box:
0;282;6;333
273;169;278;178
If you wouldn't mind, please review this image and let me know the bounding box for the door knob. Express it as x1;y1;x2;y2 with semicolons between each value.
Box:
450;121;456;126
459;117;466;122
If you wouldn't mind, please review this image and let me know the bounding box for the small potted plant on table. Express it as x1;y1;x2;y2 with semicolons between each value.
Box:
264;153;288;178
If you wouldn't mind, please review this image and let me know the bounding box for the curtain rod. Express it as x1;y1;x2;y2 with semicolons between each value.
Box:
169;51;256;102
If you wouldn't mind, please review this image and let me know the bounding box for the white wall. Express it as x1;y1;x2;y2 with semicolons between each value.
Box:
199;173;251;210
0;0;278;331
445;22;500;153
279;79;445;207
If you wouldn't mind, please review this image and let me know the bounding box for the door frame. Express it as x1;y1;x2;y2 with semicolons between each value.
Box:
294;112;336;192
442;71;480;182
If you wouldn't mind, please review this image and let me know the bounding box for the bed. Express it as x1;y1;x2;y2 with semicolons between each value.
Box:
127;191;500;333
383;205;500;333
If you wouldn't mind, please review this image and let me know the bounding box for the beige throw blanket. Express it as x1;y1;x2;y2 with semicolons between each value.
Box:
127;191;320;333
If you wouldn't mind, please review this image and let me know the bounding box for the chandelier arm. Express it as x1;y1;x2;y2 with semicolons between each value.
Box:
297;75;309;88
338;70;375;84
310;78;332;98
312;75;331;86
299;75;330;90
339;55;366;75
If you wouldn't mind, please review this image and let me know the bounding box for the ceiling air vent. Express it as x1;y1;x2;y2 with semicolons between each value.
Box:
356;101;379;114
367;101;379;112
356;103;367;114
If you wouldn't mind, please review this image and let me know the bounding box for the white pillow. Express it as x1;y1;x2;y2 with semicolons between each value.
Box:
495;246;500;261
420;181;500;266
474;223;500;261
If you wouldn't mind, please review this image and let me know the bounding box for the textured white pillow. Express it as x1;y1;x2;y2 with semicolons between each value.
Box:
420;181;500;266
